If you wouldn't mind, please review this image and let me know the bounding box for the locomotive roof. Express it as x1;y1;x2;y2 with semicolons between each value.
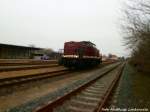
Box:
80;41;96;46
67;41;96;46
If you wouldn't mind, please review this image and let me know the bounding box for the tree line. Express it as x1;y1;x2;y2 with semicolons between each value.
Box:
122;0;150;73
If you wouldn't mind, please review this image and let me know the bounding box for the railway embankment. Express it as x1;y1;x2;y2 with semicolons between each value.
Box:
108;63;150;111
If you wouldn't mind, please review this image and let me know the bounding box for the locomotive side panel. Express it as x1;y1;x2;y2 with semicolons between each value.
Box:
64;42;79;56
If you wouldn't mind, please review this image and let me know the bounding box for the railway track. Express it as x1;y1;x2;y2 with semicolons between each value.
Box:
0;60;114;72
0;69;70;87
33;63;125;112
0;60;58;66
0;62;114;88
0;64;59;72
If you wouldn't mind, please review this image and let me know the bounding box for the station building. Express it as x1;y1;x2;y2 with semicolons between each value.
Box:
0;43;41;59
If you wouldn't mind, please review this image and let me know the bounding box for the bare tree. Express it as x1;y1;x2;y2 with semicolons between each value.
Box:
122;0;150;72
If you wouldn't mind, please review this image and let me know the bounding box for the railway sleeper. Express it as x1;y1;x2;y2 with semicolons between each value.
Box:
67;106;94;112
73;95;100;102
84;89;105;94
69;100;97;109
88;84;105;88
81;91;103;98
76;93;103;100
87;86;105;91
71;98;98;107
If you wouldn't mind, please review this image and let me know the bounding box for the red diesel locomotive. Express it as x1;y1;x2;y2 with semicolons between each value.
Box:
59;41;102;68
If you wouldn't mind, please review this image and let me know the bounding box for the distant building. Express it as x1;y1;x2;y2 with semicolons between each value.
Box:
32;48;61;60
0;43;41;59
32;50;49;60
48;52;61;60
102;55;108;61
108;54;118;60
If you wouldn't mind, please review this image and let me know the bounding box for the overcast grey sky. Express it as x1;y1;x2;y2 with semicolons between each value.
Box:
0;0;126;56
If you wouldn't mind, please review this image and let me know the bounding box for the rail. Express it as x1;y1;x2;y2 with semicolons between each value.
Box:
0;69;70;87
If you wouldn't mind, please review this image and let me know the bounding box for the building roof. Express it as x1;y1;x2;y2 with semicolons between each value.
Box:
0;43;41;50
